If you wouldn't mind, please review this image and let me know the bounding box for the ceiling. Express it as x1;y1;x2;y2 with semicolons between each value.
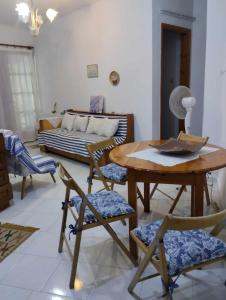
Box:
0;0;99;26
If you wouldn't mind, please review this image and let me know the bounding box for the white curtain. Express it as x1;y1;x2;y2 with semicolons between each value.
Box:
0;46;39;141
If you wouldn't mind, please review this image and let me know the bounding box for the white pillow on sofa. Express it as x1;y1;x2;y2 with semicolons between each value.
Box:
73;115;89;132
99;118;119;137
86;117;104;134
61;113;75;131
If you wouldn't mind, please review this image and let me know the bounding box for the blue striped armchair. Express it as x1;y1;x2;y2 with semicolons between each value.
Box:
4;132;57;199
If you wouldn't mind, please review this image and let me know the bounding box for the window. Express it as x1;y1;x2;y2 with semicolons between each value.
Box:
0;47;39;141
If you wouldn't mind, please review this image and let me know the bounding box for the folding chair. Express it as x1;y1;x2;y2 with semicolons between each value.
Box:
87;138;144;203
58;163;137;289
150;131;210;214
128;210;226;299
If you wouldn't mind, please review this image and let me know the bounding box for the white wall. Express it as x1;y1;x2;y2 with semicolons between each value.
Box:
0;23;33;46
35;0;152;140
203;0;226;146
190;0;207;136
203;0;226;208
152;0;207;138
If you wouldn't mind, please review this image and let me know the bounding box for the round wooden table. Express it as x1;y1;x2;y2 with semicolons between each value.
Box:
110;140;226;259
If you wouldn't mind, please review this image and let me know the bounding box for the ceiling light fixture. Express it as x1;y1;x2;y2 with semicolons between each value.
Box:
15;2;58;36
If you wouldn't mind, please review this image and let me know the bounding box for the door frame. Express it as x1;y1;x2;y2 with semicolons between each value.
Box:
160;23;191;139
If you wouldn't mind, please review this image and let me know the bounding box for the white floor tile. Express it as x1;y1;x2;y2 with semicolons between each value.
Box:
42;259;92;299
0;284;31;300
28;291;75;300
15;231;62;259
0;253;25;281
1;255;60;291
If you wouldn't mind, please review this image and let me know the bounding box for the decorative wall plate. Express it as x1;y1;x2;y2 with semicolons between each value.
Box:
109;71;120;86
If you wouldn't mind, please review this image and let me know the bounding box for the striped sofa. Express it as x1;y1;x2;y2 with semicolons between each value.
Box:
38;111;134;163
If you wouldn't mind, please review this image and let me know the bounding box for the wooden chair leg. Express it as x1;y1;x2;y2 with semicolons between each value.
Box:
21;176;26;200
150;183;158;200
168;185;185;214
58;207;69;253
50;173;56;183
88;180;92;193
137;186;145;208
69;230;83;289
204;176;211;206
111;182;114;191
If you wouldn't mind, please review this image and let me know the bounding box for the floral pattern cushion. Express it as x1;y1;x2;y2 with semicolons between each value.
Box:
94;163;128;183
71;191;134;224
133;220;226;276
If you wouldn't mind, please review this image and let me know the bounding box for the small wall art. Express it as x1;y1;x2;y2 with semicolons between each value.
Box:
87;64;98;78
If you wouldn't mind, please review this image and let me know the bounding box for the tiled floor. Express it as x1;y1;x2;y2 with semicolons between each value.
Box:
0;147;226;300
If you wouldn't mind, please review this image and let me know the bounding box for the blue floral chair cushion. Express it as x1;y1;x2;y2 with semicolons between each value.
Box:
71;191;134;224
133;220;226;276
94;163;127;183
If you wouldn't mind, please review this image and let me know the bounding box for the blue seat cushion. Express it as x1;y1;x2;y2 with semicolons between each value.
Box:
71;191;134;224
133;220;226;276
95;163;127;183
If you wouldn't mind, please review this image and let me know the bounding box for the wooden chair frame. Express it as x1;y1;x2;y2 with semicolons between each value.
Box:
58;163;137;289
87;138;144;203
128;210;226;299
150;132;210;214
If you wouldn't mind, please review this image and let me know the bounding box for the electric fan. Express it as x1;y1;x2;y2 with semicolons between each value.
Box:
169;86;196;134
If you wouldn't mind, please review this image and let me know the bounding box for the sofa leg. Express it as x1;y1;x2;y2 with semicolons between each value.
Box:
50;173;56;183
21;177;26;200
40;145;48;153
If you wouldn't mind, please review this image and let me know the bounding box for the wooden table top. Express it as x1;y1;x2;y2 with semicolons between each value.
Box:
110;140;226;174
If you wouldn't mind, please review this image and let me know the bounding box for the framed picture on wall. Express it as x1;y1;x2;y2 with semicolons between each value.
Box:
87;64;98;78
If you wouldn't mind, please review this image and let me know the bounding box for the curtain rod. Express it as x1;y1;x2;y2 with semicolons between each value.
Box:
0;43;34;50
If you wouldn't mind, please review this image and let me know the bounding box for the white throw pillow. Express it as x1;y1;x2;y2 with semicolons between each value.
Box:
86;117;104;134
61;113;75;131
73;115;89;132
99;118;119;137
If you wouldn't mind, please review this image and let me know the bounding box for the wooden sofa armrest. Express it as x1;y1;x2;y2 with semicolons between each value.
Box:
38;117;62;132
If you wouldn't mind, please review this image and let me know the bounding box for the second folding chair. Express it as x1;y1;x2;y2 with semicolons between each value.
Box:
86;138;144;203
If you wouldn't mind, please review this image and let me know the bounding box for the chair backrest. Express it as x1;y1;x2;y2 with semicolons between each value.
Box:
177;131;209;144
58;162;86;199
4;134;41;175
87;138;116;162
155;210;226;244
87;138;117;191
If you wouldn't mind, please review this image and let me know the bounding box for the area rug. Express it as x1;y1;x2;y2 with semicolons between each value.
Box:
0;223;39;262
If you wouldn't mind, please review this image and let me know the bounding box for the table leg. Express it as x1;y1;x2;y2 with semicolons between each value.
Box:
128;170;138;260
143;183;150;212
191;174;205;216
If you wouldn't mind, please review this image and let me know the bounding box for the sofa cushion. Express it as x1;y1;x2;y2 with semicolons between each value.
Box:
86;117;104;134
73;115;89;132
99;118;119;137
61;113;75;131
